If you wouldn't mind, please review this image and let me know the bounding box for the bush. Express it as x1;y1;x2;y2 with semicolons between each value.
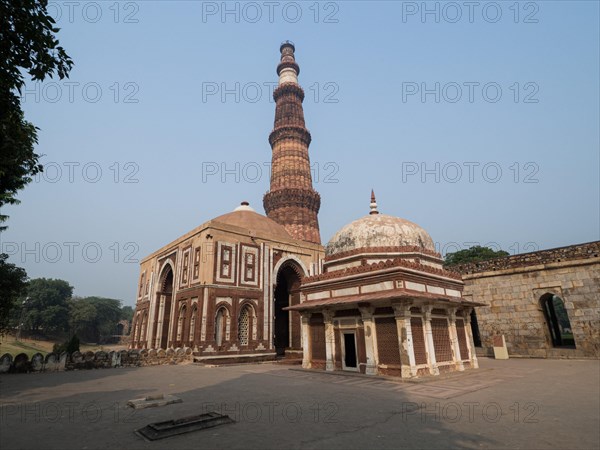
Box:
53;335;80;354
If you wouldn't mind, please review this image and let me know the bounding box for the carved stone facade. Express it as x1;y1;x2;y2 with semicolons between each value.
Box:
131;42;326;362
459;241;600;359
130;205;324;361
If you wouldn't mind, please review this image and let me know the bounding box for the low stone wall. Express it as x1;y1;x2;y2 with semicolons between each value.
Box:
0;347;193;374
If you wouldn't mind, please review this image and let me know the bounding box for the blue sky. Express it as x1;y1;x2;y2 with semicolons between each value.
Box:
2;1;599;305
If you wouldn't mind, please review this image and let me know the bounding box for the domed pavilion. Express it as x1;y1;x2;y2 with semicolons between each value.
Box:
286;192;483;378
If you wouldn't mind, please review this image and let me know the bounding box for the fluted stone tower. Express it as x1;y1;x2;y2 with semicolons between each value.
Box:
263;42;321;244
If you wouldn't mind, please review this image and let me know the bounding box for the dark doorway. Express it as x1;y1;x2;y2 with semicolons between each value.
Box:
343;332;357;369
274;263;301;356
470;310;482;347
541;294;575;348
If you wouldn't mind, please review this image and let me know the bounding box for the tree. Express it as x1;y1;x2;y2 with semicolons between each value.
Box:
21;278;73;334
86;297;123;342
69;297;97;340
69;297;123;343
120;305;134;322
1;0;74;229
444;245;509;267
0;0;73;333
0;254;28;334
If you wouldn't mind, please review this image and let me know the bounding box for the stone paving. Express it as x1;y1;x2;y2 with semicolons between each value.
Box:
0;358;598;449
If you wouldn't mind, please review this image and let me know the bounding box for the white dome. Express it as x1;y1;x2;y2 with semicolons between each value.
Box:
326;213;436;257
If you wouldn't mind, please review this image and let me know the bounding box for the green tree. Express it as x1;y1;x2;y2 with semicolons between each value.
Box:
0;0;73;334
70;297;122;343
87;297;122;342
69;297;97;341
1;0;74;229
0;254;28;334
22;278;73;334
120;305;134;322
444;245;509;268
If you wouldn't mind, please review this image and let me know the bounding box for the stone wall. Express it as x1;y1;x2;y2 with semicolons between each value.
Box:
460;242;600;359
0;347;193;374
456;241;599;274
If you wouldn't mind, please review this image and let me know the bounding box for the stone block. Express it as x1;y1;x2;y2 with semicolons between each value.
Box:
45;353;60;371
31;353;45;372
0;353;13;373
127;394;183;409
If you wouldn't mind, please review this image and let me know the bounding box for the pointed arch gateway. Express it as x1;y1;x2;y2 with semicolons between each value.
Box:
152;262;174;349
273;258;306;356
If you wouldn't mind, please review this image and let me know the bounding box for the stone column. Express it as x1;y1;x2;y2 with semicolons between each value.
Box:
323;310;336;371
448;308;465;371
392;303;417;378
359;306;378;375
423;306;439;376
463;307;479;369
301;312;312;369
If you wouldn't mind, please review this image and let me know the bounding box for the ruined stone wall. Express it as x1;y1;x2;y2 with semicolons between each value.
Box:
461;245;599;358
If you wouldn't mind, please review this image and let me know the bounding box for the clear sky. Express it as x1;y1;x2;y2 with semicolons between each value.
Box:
2;1;599;306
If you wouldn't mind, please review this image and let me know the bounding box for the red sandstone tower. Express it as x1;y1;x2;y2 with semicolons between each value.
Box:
263;41;321;244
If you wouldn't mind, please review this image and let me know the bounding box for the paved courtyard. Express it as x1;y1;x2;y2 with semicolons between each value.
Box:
0;358;598;449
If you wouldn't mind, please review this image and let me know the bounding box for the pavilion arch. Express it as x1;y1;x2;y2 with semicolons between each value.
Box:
540;293;575;348
273;257;307;356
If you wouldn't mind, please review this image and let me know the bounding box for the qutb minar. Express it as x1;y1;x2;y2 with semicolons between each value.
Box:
263;41;321;244
130;42;483;378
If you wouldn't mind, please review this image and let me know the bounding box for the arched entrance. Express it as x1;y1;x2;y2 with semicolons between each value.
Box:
274;261;303;356
152;264;174;349
470;309;482;347
540;293;575;348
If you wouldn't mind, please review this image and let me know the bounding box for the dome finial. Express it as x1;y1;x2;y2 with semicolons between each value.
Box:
370;189;379;215
234;201;255;212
